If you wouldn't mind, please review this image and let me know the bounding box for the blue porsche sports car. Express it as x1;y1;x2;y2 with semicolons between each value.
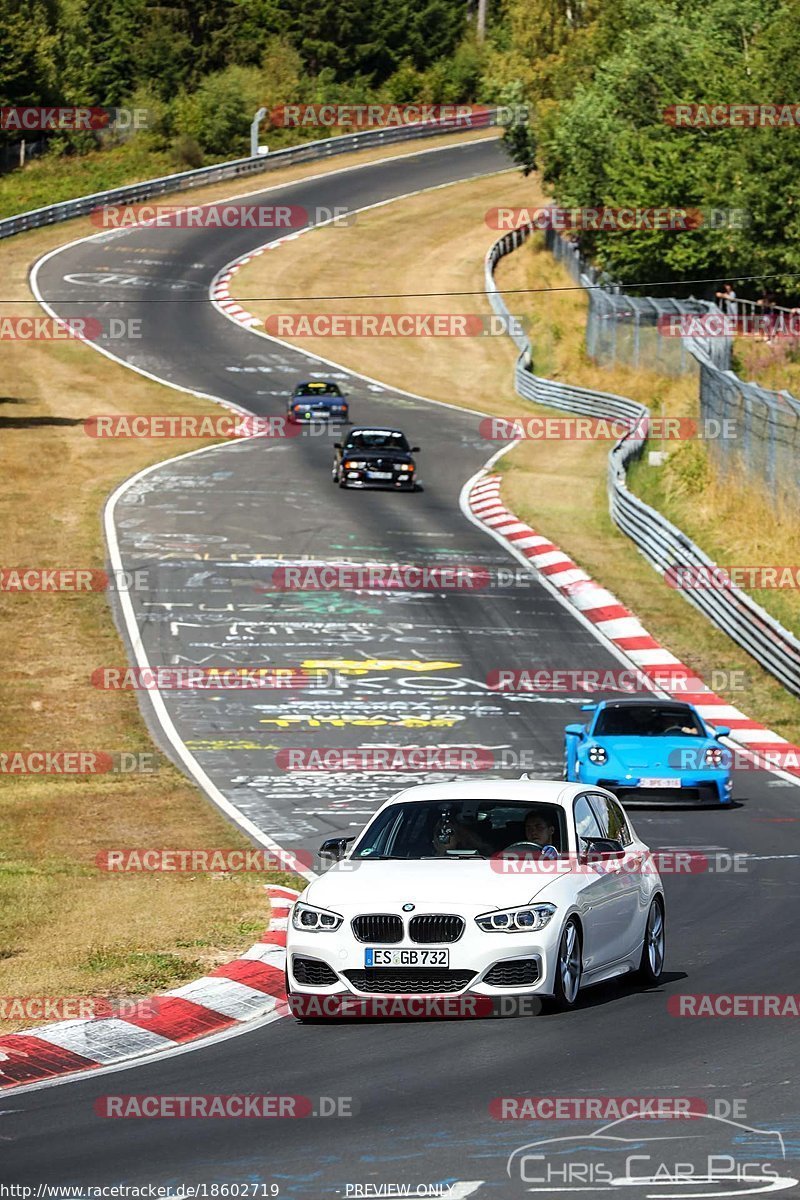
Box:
564;698;733;805
287;380;349;424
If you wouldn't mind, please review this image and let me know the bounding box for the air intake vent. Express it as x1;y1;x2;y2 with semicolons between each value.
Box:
291;957;338;986
344;969;475;994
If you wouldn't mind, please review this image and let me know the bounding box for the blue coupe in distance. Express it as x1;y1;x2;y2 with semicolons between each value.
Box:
564;698;733;805
288;380;349;424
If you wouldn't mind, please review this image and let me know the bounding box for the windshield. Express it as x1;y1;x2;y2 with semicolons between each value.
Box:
346;430;410;452
351;800;567;860
295;382;341;396
594;704;704;737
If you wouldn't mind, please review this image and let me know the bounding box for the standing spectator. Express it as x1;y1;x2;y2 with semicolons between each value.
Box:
715;282;738;316
758;287;778;341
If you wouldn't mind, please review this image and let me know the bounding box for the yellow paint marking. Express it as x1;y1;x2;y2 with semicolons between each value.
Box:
300;658;460;675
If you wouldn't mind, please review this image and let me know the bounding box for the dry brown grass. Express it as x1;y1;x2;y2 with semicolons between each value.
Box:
233;167;538;410
233;180;800;743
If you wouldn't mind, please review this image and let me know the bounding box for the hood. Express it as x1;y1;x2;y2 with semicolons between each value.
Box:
598;735;712;771
304;858;559;913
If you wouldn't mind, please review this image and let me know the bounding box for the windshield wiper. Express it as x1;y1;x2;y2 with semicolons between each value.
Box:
418;853;487;859
354;854;408;860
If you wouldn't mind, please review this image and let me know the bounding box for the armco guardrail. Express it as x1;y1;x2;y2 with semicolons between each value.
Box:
486;224;800;698
0;112;493;241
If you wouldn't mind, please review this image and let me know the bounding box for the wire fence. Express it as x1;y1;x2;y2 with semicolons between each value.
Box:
542;227;800;503
484;224;800;697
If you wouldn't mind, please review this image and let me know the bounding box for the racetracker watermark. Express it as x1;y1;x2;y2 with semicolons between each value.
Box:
0;316;142;341
261;563;538;591
490;1097;747;1120
490;850;747;875
94;1095;354;1118
267;102;522;128
0;106;148;131
89;203;354;230
666;564;800;590
486;206;748;231
659;313;800;338
480;415;737;441
668;994;800;1017
90;667;331;689
83;415;308;439
95;847;312;872
287;994;538;1019
0;996;161;1022
0;751;157;775
275;747;496;771
668;746;800;772
0;568;148;592
262;314;527;338
486;668;749;694
665;103;800;127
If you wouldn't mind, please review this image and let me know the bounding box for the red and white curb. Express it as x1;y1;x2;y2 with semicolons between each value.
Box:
211;234;304;326
0;884;302;1090
468;473;800;777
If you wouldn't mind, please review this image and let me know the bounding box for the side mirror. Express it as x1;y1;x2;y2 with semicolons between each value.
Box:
581;836;625;860
714;726;731;739
318;836;353;864
564;724;584;737
333;442;342;450
411;446;420;453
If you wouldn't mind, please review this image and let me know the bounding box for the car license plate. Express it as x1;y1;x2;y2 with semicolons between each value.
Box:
365;948;449;967
367;471;393;480
638;777;681;788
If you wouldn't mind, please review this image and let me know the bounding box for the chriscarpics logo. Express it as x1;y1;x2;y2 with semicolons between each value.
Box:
506;1112;796;1196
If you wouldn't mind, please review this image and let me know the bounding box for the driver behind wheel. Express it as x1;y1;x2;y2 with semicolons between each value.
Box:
503;811;560;858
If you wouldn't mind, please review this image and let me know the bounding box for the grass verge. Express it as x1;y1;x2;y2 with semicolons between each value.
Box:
233;178;800;743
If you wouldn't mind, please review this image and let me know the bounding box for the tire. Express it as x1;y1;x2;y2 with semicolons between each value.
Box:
551;918;582;1010
636;896;665;986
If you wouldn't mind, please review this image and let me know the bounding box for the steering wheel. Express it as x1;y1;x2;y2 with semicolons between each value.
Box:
501;841;546;856
663;724;688;735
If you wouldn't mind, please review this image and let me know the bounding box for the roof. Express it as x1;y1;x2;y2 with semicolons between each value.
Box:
382;779;581;810
347;426;405;436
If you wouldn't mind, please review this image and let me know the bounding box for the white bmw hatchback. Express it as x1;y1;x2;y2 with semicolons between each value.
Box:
286;780;665;1013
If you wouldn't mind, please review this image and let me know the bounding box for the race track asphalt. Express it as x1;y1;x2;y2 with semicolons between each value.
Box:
5;136;798;1198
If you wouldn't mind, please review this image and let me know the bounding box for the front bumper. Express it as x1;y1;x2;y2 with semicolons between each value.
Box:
289;407;348;423
341;468;416;489
582;768;732;804
287;925;558;999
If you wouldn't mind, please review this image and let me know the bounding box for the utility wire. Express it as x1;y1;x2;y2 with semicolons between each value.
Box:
2;270;798;304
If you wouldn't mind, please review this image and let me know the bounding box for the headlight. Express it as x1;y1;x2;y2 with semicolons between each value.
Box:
588;745;607;764
476;904;556;933
291;901;343;932
704;746;724;767
344;460;366;469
